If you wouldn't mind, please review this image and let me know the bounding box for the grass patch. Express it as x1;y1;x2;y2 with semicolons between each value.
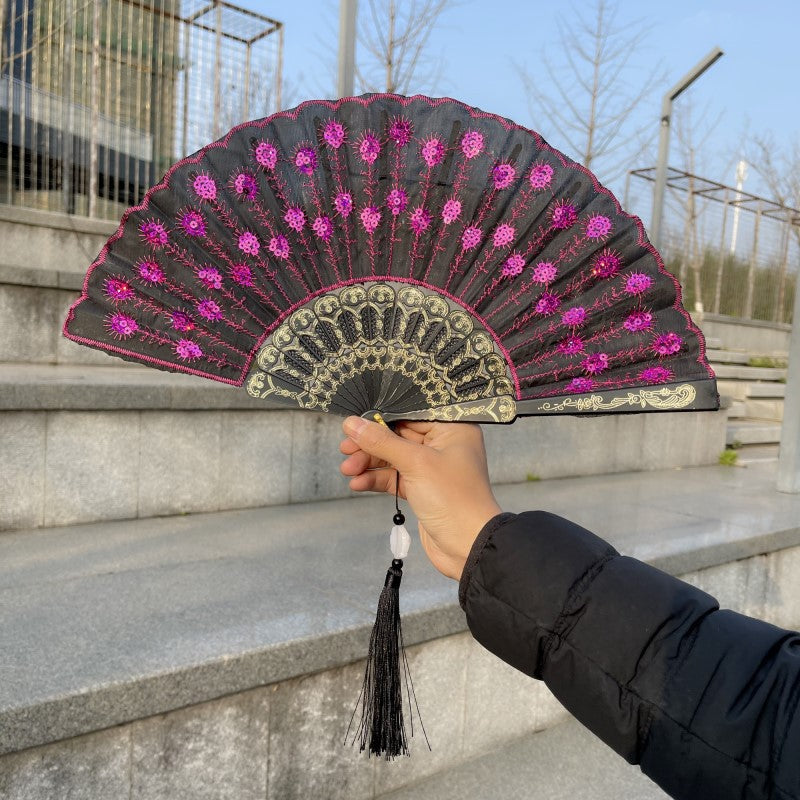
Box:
526;472;541;482
718;449;739;467
747;355;788;369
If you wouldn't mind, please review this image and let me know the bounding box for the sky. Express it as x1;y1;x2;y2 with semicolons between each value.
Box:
237;0;800;219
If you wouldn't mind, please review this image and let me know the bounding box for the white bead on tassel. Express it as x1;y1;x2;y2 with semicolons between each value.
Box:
390;520;411;559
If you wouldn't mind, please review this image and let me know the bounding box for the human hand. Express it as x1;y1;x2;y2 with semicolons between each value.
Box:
340;418;502;581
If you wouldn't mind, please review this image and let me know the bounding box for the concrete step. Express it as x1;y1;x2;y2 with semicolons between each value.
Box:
744;398;784;422
747;383;786;399
727;420;782;447
727;399;746;418
716;378;786;402
704;336;723;350
707;349;750;365
712;364;787;381
735;443;780;466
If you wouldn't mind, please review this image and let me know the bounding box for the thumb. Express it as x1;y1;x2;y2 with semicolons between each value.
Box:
343;416;421;472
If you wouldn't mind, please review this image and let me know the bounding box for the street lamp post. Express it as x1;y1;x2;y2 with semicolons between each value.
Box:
778;269;800;493
338;0;357;98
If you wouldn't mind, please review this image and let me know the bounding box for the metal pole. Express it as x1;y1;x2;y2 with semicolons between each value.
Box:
650;47;724;251
744;203;761;319
777;266;800;493
243;42;251;120
275;23;284;112
89;0;101;218
337;0;357;98
213;0;222;138
63;0;75;214
729;160;747;256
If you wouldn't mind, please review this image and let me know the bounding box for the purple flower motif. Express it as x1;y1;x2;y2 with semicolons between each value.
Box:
586;214;612;239
323;120;346;149
442;199;461;224
502;253;525;277
170;311;194;332
254;140;278;170
238;232;260;256
591;249;622;278
532;261;557;285
104;277;135;302
312;215;333;241
623;311;653;332
568;376;595;393
192;173;217;201
360;206;381;234
136;260;165;284
493;223;515;248
269;235;290;259
139;220;168;247
461;226;481;249
551;200;578;230
334;192;354;217
284;207;306;231
179;209;206;237
388;116;413;147
420;137;445;168
409;207;432;234
233;171;258;200
294;146;317;175
461;130;484;159
640;365;674;384
197;298;223;321
625;272;653;295
582;352;609;374
561;306;588;327
175;339;203;361
558;335;584;355
652;332;683;356
358;133;381;164
230;263;254;287
386;189;408;216
529;163;554;189
535;292;560;315
105;313;138;338
493;163;516;189
197;266;223;290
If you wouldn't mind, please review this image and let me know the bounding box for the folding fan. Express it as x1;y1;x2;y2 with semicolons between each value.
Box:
63;94;718;757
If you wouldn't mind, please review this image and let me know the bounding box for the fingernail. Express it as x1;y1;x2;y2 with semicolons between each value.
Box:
343;416;367;437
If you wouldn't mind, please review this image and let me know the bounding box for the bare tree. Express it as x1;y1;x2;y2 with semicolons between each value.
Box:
516;0;661;184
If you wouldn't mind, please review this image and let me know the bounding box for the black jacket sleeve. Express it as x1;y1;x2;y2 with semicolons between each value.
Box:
459;511;800;800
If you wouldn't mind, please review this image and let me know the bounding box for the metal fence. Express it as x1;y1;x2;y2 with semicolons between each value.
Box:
628;167;799;325
0;0;283;219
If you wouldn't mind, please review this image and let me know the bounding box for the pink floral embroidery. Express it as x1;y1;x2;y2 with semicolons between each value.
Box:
442;199;461;224
409;207;432;234
420;137;445;167
334;192;353;217
388;116;413;147
568;377;595;393
192;173;217;201
358;133;381;164
254;141;278;170
175;339;203;361
623;311;653;332
582;352;609;374
294;146;317;175
197;298;223;321
170;311;194;332
269;235;290;259
284;207;306;231
139;220;168;247
625;272;652;295
106;313;138;338
591;249;622;278
360;206;381;233
462;227;481;249
323;120;346;149
238;232;260;256
640;365;673;383
104;277;134;302
233;172;258;200
461;130;484;159
386;189;408;216
493;163;516;189
558;335;584;355
197;266;223;290
561;306;587;327
502;253;525;277
586;214;612;239
532;261;557;284
551;200;577;229
136;260;164;284
312;215;333;241
535;292;560;315
230;263;254;287
529;163;554;189
179;209;206;237
493;223;515;248
653;332;682;355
